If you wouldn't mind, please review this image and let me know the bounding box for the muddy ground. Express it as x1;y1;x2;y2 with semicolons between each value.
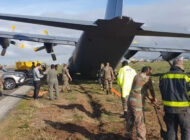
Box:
0;80;166;140
2;61;187;140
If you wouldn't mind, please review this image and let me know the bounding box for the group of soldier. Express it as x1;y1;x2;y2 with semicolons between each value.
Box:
116;59;190;140
97;62;115;95
31;63;72;100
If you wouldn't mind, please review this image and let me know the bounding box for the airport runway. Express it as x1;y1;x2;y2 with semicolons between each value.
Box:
0;85;32;122
0;88;17;100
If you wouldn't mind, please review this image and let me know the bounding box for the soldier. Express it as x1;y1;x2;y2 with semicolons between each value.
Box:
103;62;115;95
55;64;58;71
47;64;59;100
62;64;72;93
97;63;105;90
141;66;157;107
0;65;3;96
126;66;156;140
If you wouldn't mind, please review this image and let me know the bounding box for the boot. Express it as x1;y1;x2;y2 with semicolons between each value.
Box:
106;90;109;95
120;111;127;118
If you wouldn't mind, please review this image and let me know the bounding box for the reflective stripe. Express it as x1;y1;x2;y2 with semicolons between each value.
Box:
163;100;190;107
161;74;190;82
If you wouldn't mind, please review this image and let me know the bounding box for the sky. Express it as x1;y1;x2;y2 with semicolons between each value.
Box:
0;0;190;65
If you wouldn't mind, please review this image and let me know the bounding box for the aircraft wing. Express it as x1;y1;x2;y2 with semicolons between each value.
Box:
0;30;78;45
0;13;96;31
129;46;190;53
137;30;190;38
1;13;190;38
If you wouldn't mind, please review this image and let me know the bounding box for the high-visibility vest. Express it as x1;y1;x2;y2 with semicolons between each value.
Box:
160;71;190;110
117;66;136;98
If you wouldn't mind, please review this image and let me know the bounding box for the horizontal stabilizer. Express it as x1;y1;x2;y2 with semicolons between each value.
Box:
129;46;190;53
0;13;96;31
137;30;190;38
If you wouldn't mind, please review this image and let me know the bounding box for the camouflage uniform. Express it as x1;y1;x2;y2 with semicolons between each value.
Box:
97;65;104;89
103;65;115;94
62;67;71;92
47;69;59;100
141;78;155;106
126;73;149;140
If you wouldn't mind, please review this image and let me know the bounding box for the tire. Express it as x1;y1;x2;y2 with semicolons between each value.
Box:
3;78;16;90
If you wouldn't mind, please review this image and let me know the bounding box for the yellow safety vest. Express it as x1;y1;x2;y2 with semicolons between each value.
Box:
117;66;136;98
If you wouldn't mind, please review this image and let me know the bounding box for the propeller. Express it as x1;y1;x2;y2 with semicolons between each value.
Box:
34;43;57;61
0;25;18;56
0;38;10;56
33;30;57;61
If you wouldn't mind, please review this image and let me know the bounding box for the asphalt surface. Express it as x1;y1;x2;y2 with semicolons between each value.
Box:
0;88;17;100
0;85;32;122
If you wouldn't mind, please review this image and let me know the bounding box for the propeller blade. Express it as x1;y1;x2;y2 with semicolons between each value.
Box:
51;53;57;61
34;46;46;52
1;48;6;56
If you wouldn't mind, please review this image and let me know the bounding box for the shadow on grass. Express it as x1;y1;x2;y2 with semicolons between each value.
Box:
45;120;126;140
79;85;102;119
54;104;92;118
74;89;104;95
2;94;32;100
54;103;121;119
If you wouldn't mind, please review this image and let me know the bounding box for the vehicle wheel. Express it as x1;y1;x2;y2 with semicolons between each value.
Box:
3;78;16;90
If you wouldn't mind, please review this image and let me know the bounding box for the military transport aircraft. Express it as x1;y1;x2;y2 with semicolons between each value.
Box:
0;0;190;77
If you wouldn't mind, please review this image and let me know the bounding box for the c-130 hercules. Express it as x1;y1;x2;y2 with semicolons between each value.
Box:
0;0;190;77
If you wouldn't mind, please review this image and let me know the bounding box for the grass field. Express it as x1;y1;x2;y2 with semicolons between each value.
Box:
0;61;189;140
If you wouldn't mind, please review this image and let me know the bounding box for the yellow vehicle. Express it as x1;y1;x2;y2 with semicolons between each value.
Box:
15;61;42;71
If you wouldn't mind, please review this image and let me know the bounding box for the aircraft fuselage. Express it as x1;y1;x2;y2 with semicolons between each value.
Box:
69;17;143;77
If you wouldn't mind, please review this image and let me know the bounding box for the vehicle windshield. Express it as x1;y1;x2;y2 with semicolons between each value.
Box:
1;68;7;72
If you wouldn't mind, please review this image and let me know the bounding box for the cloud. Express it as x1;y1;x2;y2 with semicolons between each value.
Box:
123;0;190;59
1;0;190;64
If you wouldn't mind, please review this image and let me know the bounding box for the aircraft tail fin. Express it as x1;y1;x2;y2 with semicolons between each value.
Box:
105;0;123;19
